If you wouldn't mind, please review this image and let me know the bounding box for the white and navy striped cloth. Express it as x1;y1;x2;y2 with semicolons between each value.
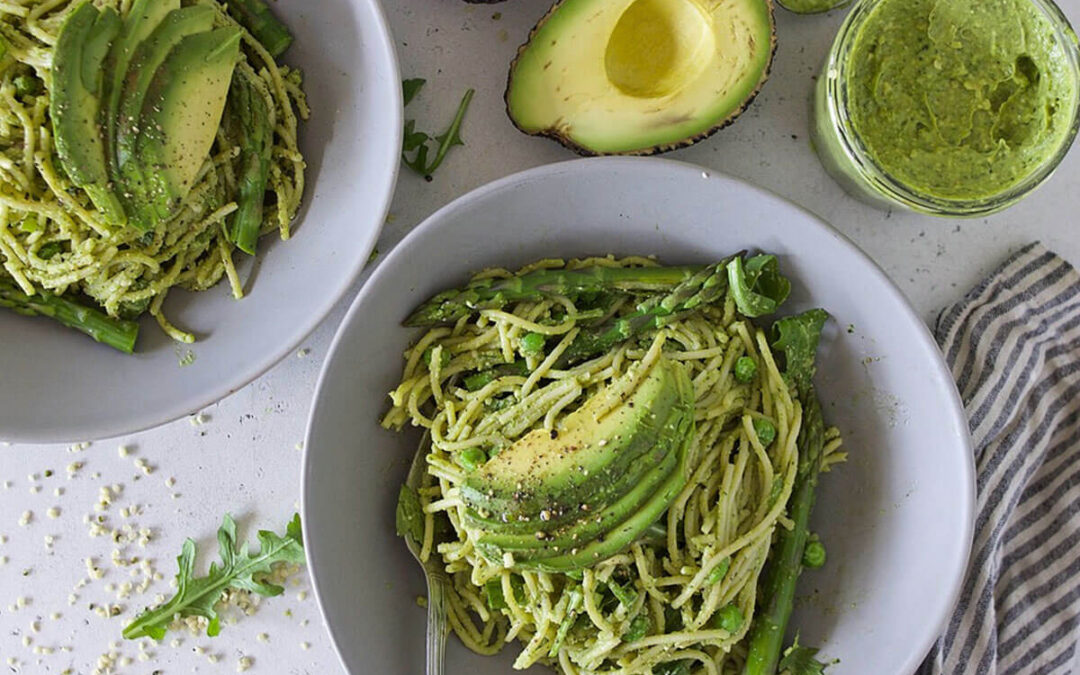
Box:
918;242;1080;675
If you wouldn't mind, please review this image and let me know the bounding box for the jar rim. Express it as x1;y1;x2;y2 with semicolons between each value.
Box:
824;0;1080;217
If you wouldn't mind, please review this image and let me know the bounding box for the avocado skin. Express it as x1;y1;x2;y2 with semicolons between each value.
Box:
462;358;696;571
461;359;693;526
50;2;125;224
503;0;778;156
113;5;216;230
136;27;243;224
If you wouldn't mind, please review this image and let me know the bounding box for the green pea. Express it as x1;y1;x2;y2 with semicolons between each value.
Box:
754;418;777;446
464;370;496;392
457;447;488;472
520;332;546;355
734;356;757;383
803;539;827;569
713;603;744;633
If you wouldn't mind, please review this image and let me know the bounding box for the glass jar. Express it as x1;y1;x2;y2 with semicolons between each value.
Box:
811;0;1080;217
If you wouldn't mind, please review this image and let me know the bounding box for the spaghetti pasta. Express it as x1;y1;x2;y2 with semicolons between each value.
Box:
385;257;843;675
0;0;307;342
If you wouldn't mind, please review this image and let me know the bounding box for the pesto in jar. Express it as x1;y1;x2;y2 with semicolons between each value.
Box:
846;0;1079;201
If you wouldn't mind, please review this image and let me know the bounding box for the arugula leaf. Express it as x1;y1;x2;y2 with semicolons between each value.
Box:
401;79;475;181
395;484;425;545
123;514;304;641
728;255;792;318
771;309;829;395
623;613;650;642
779;637;836;675
653;659;693;675
402;78;425;106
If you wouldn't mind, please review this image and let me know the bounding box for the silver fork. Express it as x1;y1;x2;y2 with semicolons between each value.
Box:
403;432;449;675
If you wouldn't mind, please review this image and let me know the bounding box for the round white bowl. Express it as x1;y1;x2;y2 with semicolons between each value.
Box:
303;158;975;675
0;0;401;443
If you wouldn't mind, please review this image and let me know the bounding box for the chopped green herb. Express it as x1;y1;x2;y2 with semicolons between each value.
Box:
623;613;650;642
778;636;835;675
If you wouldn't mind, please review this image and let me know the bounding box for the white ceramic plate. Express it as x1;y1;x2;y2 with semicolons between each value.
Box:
303;158;975;675
0;0;401;443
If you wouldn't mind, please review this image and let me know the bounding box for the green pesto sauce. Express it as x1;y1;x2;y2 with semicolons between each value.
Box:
846;0;1078;201
779;0;851;14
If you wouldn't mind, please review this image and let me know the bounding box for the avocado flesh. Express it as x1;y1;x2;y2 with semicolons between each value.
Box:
464;370;694;537
50;3;125;225
511;449;682;570
137;27;242;223
473;427;683;555
113;5;216;230
505;0;775;155
517;454;688;573
462;357;695;571
102;0;178;217
461;358;694;525
464;420;679;537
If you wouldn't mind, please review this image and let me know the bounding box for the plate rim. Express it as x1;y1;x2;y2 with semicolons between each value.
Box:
3;0;403;444
302;156;976;675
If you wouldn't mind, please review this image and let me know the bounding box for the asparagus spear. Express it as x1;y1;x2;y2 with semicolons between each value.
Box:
226;67;274;256
0;278;139;354
404;264;707;327
225;0;293;58
743;309;830;675
553;260;734;367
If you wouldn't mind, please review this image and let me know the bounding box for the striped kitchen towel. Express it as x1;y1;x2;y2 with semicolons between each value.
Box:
919;242;1080;675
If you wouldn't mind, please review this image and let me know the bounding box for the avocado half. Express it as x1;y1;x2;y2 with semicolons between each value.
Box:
505;0;776;156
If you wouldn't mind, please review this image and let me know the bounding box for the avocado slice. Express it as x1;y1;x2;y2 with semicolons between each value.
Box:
137;27;243;224
112;5;216;230
472;425;683;555
101;0;178;217
50;2;125;225
517;456;689;573
462;357;695;571
505;0;776;155
461;358;694;525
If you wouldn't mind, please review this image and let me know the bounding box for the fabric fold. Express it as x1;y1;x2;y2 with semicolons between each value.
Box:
921;242;1080;675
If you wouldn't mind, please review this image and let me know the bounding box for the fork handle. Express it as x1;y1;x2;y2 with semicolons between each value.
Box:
426;573;449;675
